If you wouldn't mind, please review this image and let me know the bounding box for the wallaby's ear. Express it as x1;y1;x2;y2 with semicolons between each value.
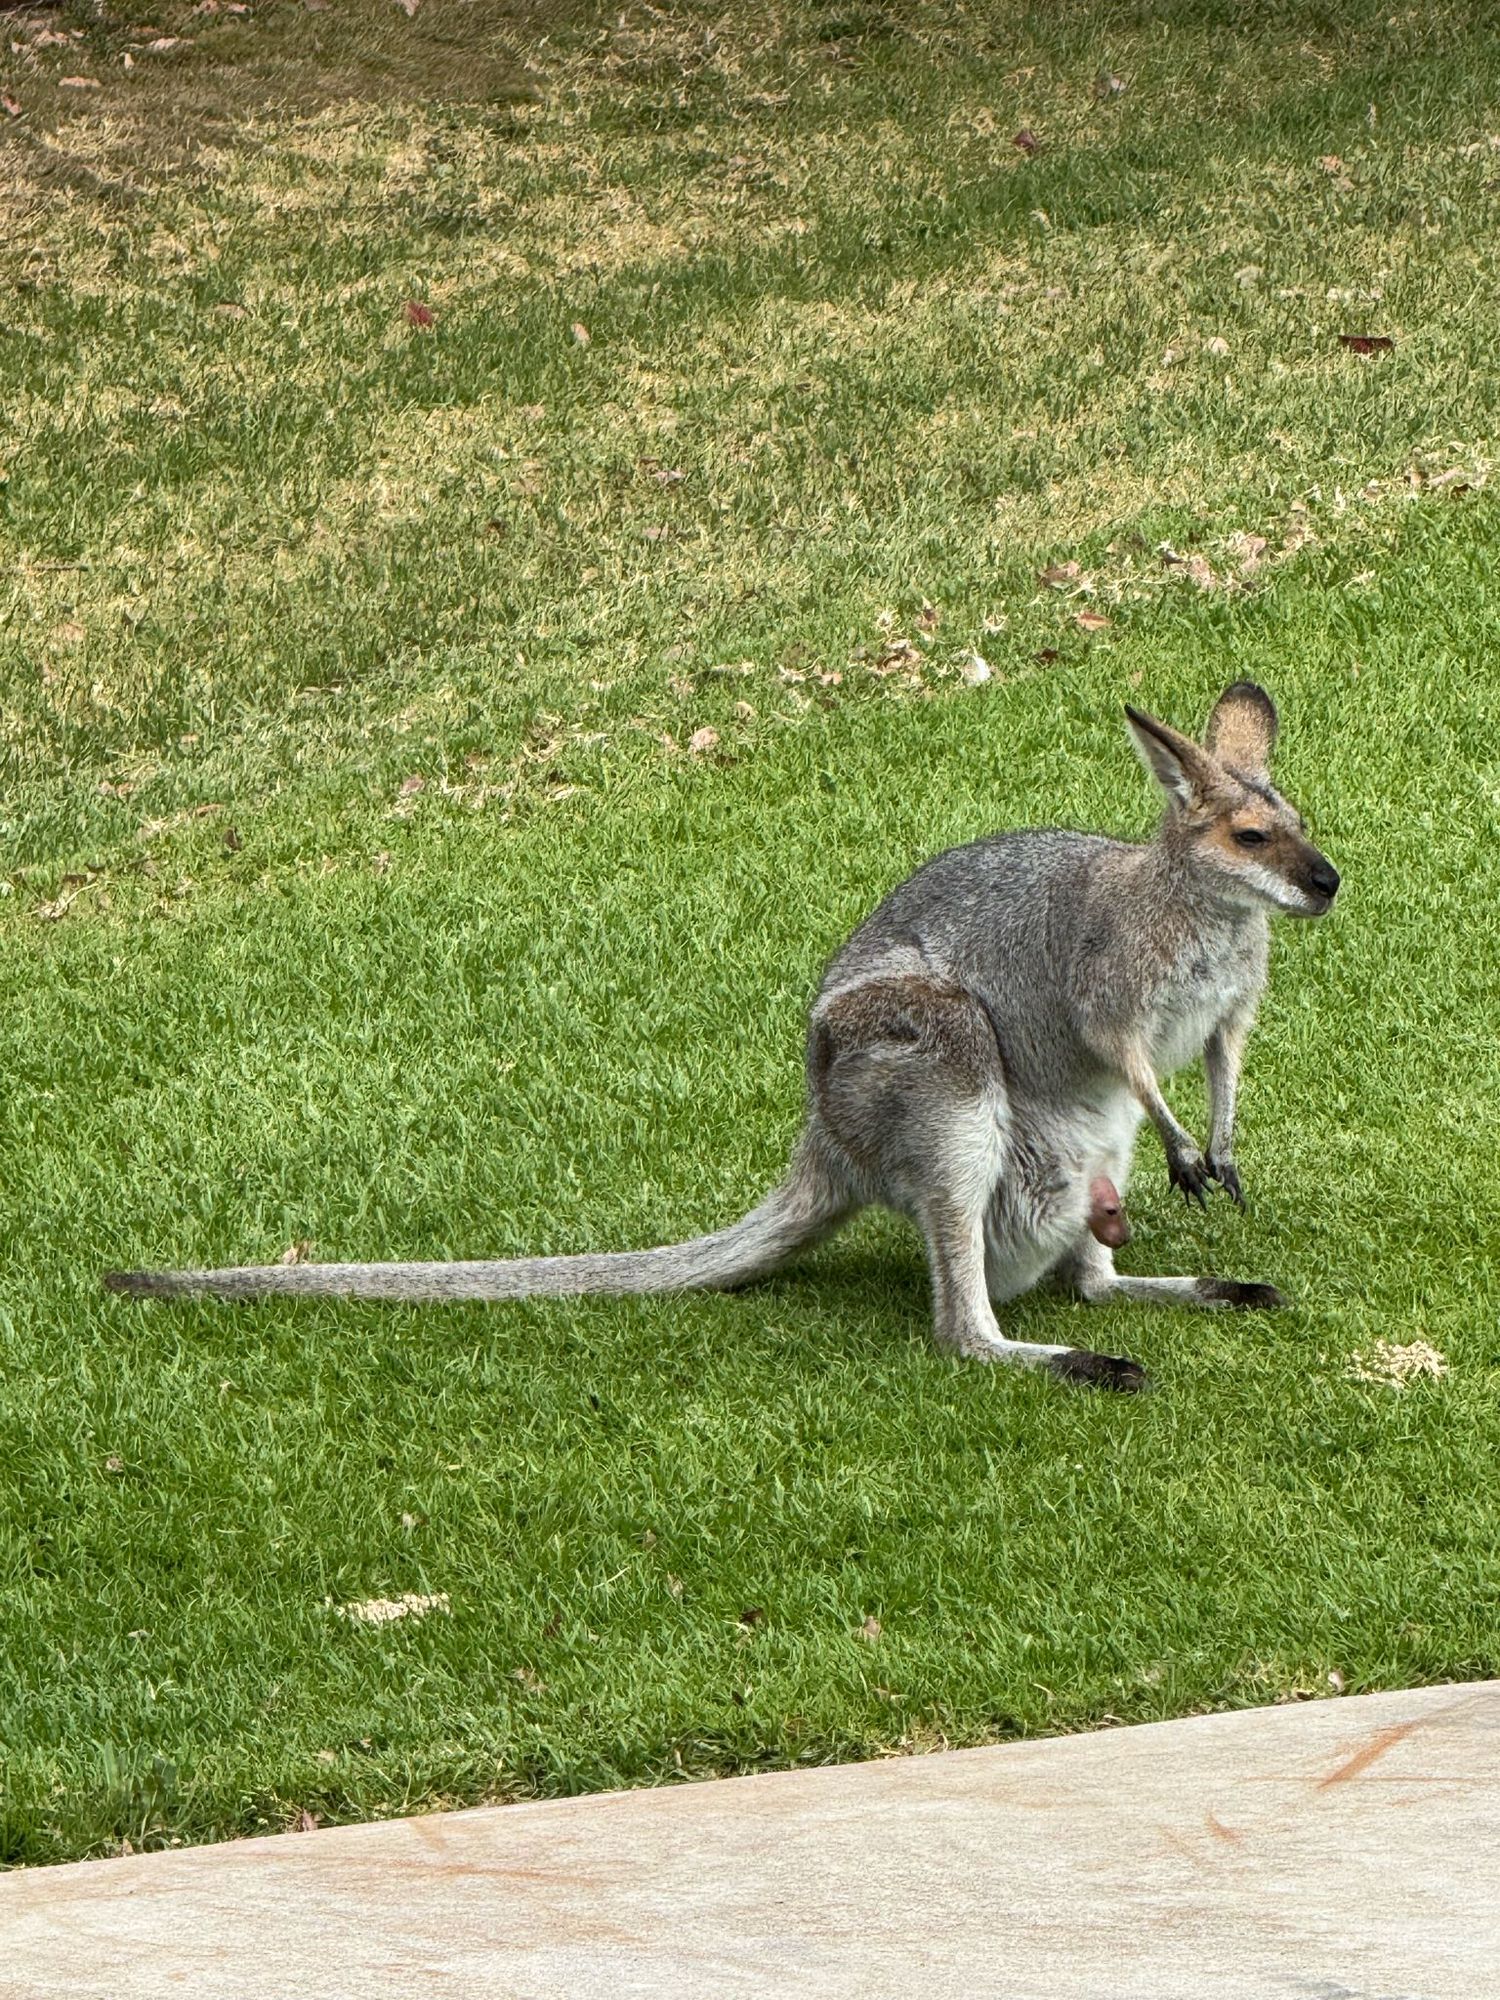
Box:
1124;705;1210;809
1203;680;1278;774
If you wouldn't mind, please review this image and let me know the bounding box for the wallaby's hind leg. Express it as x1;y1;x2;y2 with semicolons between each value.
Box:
1062;1236;1285;1311
812;976;1147;1389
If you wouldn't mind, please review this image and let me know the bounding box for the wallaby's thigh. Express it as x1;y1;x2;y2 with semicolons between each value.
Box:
809;975;1010;1215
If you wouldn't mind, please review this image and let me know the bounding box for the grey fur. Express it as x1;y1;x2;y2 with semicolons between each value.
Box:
106;683;1337;1391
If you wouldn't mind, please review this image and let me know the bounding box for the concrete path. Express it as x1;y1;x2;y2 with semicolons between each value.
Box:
5;1681;1496;1998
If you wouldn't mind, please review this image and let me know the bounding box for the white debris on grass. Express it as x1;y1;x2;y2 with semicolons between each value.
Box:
1347;1340;1448;1388
333;1592;451;1626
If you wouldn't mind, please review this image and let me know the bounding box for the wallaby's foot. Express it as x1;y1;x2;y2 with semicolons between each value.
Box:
1205;1155;1244;1208
1047;1347;1150;1392
1197;1277;1286;1310
1166;1144;1213;1207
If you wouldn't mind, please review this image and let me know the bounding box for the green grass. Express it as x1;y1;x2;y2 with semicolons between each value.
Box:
2;0;1499;1864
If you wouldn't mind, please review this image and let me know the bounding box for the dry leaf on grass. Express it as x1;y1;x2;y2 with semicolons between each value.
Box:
687;726;719;754
1037;561;1082;588
335;1592;450;1626
570;321;591;346
960;652;991;685
1012;128;1039;155
279;1240;314;1265
1205;335;1230;357
1075;609;1111;632
404;300;435;330
859;1615;882;1641
1;94;22;118
59;76;101;88
1338;332;1394;354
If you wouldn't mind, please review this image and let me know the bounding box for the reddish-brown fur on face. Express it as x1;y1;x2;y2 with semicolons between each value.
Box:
1088;1175;1130;1248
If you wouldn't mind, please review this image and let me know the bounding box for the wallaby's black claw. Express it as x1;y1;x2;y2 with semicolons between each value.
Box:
1207;1158;1244;1208
1049;1348;1150;1393
1169;1152;1213;1206
1199;1279;1287;1311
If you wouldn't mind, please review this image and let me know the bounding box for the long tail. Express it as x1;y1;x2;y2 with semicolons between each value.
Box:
103;1153;852;1304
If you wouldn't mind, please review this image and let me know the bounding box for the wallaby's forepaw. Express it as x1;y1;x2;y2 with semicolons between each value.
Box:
1197;1278;1286;1311
1048;1347;1150;1393
1167;1148;1213;1207
1206;1156;1245;1208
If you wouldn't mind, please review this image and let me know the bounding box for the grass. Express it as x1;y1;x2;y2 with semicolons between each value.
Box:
2;0;1499;1865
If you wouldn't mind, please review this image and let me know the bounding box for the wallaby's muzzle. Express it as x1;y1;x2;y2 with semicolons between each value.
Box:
1300;852;1340;910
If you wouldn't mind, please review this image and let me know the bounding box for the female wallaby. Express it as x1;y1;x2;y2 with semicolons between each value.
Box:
108;682;1337;1391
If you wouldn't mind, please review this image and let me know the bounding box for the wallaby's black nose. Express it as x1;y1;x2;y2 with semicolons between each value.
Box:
1309;859;1340;899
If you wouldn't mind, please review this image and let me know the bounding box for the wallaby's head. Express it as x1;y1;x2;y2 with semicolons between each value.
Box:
1123;682;1339;916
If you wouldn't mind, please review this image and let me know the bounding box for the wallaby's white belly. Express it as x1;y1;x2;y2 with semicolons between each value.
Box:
984;1093;1143;1302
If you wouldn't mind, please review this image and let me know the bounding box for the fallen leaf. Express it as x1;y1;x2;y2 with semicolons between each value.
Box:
1328;1669;1346;1692
105;1454;125;1473
917;600;940;632
315;1749;337;1767
372;850;392;874
1227;531;1268;572
739;1606;765;1629
1074;609;1111;632
1318;154;1345;172
859;1615;882;1641
570;321;591;346
212;301;246;319
1032;646;1060;663
512;1665;547;1691
1;93;22;118
393;0;423;14
1012;128;1040;155
1205;335;1230;357
147;36;181;50
58;76;101;88
960;651;991;685
1092;70;1124;99
1037;561;1081;588
398;774;426;796
223;826;242;853
1337;332;1394;354
279;1240;314;1265
404;299;435;329
293;1809;318;1833
1235;264;1262;288
688;726;720;755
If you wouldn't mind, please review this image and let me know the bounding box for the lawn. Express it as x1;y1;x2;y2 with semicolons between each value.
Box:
2;0;1498;1865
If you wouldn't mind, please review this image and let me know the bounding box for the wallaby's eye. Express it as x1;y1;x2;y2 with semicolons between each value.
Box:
1233;827;1269;848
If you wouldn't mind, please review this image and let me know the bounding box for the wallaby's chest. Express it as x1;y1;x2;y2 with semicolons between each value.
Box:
1147;945;1259;1074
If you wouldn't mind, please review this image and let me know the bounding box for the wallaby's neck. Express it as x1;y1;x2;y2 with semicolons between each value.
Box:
1134;816;1265;944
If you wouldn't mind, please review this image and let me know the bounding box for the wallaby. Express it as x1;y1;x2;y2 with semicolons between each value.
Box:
107;681;1338;1392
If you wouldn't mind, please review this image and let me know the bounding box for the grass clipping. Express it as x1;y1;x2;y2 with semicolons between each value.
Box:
1347;1341;1449;1389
